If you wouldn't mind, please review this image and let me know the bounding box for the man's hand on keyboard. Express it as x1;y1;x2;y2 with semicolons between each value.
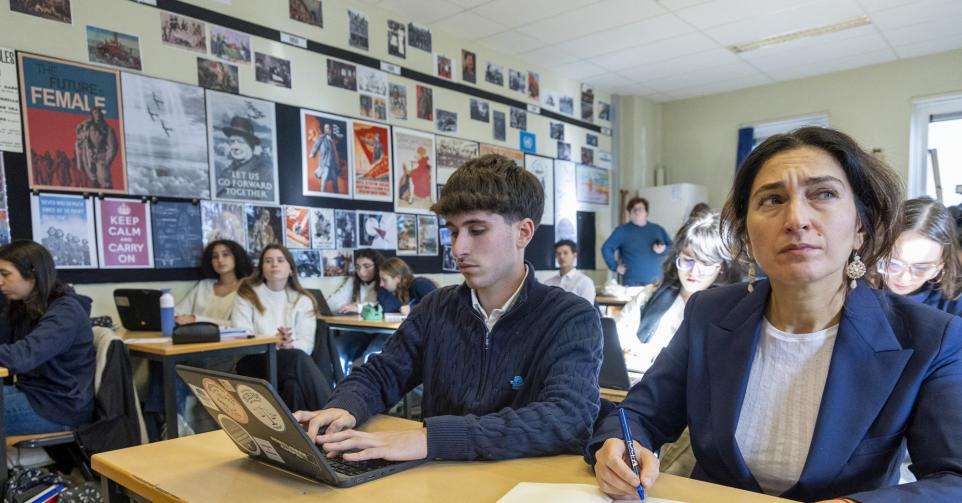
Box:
316;429;428;462
293;408;357;441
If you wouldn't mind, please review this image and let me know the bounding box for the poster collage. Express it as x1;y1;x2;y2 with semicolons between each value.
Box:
4;2;612;274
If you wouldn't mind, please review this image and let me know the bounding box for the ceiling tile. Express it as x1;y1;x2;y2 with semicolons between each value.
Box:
667;73;772;100
554;14;693;59
741;29;889;72
705;0;865;47
858;0;935;13
551;60;609;80
641;60;763;91
882;14;962;46
617;47;739;82
610;83;658;96
376;0;465;24
478;29;546;53
655;0;713;11
518;45;582;67
672;0;817;30
645;93;676;102
472;0;601;29
522;0;665;45
871;0;962;31
581;72;634;90
432;11;508;40
592;32;720;71
764;48;896;81
893;31;962;58
446;0;494;7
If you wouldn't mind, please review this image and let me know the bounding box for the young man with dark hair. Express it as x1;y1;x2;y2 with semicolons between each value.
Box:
295;154;603;462
602;197;672;286
545;239;596;304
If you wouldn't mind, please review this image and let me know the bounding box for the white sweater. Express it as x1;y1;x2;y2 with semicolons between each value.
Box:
231;283;317;355
734;318;838;495
326;278;378;312
175;279;237;326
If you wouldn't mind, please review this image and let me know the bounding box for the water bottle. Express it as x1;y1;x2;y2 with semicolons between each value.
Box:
160;288;175;337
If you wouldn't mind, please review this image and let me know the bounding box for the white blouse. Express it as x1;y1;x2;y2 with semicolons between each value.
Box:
326;278;378;312
175;279;237;327
231;283;317;354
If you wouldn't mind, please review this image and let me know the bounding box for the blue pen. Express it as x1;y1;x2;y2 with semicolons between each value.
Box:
617;408;646;501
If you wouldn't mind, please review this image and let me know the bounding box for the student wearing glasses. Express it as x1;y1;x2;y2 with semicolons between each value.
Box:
873;197;961;316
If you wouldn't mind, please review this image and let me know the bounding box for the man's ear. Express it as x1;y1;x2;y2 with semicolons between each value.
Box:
516;217;536;249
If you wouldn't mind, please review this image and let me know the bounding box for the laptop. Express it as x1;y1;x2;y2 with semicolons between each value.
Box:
598;317;634;391
113;289;162;331
176;365;426;487
307;288;334;317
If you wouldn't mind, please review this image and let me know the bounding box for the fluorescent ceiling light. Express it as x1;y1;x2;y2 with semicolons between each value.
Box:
729;15;872;53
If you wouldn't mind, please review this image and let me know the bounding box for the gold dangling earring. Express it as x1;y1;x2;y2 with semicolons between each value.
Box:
846;252;866;289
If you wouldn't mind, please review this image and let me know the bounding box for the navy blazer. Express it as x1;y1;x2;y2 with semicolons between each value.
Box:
587;280;962;502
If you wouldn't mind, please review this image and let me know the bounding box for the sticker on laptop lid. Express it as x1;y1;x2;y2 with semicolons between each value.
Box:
188;384;219;411
218;378;235;392
270;435;317;469
203;378;248;424
115;296;130;307
236;384;285;432
218;414;260;455
252;436;284;463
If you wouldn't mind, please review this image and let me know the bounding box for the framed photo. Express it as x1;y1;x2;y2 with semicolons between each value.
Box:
301;109;353;199
393;127;437;215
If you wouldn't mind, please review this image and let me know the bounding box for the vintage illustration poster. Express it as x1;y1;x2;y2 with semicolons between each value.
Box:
122;73;209;199
416;214;438;256
11;0;71;23
291;248;321;277
301;109;352;199
210;25;251;64
197;57;238;94
151;200;202;269
479;143;522;167
393;127;436;215
320;249;352;276
290;0;323;28
576;163;610;205
254;53;291;89
351;121;392;202
30;193;97;269
245;204;283;257
86;26;142;71
334;209;356;248
554;160;577;243
160;12;206;53
396;213;417;256
284;205;311;248
201;200;246;249
310;207;334;249
207;90;278;203
524;154;554;226
19;53;127;193
357;211;396;250
436;136;478;183
95;198;153;269
0;46;22;153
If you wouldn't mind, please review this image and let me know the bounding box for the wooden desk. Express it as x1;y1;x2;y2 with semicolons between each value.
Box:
600;387;628;403
93;415;793;503
319;315;402;333
119;330;278;439
596;295;630;317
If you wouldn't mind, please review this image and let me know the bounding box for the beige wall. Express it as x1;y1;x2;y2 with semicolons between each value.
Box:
641;48;962;208
0;0;616;318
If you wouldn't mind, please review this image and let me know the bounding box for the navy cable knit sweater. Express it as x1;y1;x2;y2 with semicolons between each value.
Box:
325;264;603;460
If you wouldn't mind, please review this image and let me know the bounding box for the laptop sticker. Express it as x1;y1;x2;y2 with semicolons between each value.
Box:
271;435;318;470
188;384;219;411
218;378;236;392
218;414;260;455
236;384;286;432
203;378;249;424
252;436;285;463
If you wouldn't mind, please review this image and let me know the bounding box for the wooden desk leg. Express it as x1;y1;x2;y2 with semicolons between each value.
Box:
266;344;278;389
162;358;179;440
101;477;131;503
0;385;6;487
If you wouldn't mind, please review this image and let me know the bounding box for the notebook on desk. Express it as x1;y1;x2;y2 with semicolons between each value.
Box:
176;365;426;487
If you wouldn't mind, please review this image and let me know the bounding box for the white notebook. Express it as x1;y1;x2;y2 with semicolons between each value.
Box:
497;483;685;503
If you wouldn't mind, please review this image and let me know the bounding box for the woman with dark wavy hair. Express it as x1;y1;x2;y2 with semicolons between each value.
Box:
588;127;962;501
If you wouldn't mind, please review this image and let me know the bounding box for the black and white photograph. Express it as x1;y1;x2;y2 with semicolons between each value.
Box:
581;146;594;166
289;0;323;28
121;73;210;199
436;109;458;135
389;83;407;120
549;121;564;141
508;69;526;93
559;95;574;116
387;19;405;58
207;90;279;203
310;207;334;249
462;50;476;84
11;0;71;23
436;136;478;183
359;94;387;121
485;62;503;86
347;9;369;51
334;209;356;248
197;57;238;94
160;12;206;53
586;133;598;147
557;141;571;161
291;248;322;278
492;110;506;141
598;100;611;121
326;59;357;91
510;107;526;131
357;66;388;96
254;52;292;89
408;22;431;52
245;205;283;258
542;89;559;111
201;200;246;249
580;83;594;122
470;98;489;122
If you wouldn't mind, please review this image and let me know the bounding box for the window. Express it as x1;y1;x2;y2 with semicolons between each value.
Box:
909;95;962;207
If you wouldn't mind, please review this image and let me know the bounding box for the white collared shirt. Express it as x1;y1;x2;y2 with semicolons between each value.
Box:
471;266;528;332
543;268;596;305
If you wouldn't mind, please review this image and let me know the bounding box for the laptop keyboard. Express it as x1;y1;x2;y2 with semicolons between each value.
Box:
326;455;399;476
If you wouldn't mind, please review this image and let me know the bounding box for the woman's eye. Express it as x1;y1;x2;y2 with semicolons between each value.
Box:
760;195;782;206
813;189;838;200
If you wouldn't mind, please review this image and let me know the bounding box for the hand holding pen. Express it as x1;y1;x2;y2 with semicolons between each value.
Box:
594;408;660;500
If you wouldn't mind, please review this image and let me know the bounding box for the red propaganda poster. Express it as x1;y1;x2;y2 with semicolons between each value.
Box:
351;121;392;202
284;205;311;248
18;52;127;193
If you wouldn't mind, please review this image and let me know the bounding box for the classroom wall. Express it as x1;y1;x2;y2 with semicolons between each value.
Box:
616;95;662;208
653;48;962;208
0;0;616;319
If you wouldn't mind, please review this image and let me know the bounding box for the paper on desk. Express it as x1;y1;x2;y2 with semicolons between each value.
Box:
122;337;170;344
497;483;684;503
